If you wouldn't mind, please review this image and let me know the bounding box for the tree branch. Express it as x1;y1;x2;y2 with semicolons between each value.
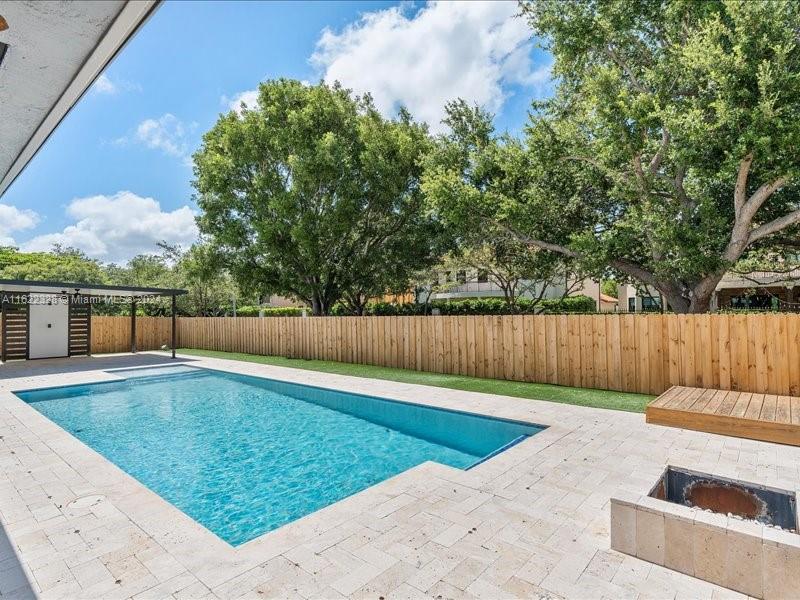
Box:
648;129;670;174
501;223;674;298
734;153;753;219
498;221;692;311
608;257;666;292
673;164;694;210
748;208;800;244
632;153;646;189
725;171;790;262
502;228;579;259
604;46;649;94
744;176;789;214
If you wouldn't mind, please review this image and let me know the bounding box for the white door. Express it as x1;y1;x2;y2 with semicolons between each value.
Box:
29;299;69;359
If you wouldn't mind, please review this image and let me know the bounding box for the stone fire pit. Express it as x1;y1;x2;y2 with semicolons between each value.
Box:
610;466;800;598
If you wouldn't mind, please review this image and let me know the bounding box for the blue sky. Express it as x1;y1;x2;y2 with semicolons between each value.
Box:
0;0;552;263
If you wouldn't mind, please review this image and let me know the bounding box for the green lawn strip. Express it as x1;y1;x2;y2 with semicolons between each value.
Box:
178;348;653;413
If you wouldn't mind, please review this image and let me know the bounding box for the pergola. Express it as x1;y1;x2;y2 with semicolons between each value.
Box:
0;279;186;361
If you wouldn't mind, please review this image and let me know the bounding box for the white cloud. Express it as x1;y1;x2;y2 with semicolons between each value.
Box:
310;1;551;131
135;114;190;157
115;114;196;166
92;73;118;94
0;204;39;246
224;89;260;114
91;73;141;95
21;192;198;263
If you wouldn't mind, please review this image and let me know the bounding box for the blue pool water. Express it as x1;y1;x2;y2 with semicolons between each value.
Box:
17;366;543;545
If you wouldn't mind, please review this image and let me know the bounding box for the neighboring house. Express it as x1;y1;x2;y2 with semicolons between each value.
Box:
619;269;800;312
598;293;619;313
262;294;303;308
423;268;615;312
714;270;800;310
617;284;664;313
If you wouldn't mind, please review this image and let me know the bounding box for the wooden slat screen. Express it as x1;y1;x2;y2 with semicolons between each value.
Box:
68;297;91;356
1;297;28;361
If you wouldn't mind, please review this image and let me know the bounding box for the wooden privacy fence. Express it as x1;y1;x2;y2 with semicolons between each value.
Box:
5;314;797;397
176;314;800;397
91;316;174;354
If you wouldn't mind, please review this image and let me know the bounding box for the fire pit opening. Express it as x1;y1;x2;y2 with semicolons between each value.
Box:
649;467;798;531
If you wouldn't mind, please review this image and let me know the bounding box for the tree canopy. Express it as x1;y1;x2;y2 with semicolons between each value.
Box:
193;79;445;315
422;100;568;306
0;245;106;283
0;243;235;316
427;0;800;313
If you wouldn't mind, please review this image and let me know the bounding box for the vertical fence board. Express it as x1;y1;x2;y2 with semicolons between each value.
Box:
606;315;622;391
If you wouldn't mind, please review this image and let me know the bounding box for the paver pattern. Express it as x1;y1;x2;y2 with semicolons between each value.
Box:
1;352;798;599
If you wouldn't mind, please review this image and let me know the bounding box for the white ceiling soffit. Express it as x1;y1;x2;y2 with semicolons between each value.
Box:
0;1;161;198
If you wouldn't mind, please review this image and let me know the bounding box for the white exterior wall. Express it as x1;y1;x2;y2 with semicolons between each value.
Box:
618;283;665;312
617;283;640;312
28;300;69;359
427;270;602;308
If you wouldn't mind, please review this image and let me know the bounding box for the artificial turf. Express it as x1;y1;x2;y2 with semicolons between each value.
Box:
177;348;653;413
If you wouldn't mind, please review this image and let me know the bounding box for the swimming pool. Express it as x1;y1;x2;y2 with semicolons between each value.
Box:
16;366;544;546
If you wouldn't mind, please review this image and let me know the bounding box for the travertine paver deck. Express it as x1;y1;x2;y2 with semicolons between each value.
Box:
647;386;800;446
1;352;798;599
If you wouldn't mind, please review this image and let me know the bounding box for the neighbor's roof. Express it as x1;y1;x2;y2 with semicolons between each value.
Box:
599;293;618;304
0;1;161;197
718;269;800;289
0;279;186;298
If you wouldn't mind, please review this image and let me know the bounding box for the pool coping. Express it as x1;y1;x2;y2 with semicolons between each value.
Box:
0;354;570;590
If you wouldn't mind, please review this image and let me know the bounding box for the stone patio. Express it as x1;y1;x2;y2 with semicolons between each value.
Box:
1;352;797;599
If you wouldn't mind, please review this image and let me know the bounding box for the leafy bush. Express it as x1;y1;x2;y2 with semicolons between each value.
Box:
235;296;597;317
234;305;305;317
340;295;598;316
538;295;597;313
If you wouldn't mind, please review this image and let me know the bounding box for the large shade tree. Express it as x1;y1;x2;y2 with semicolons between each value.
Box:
420;106;567;307
428;0;800;313
193;79;443;315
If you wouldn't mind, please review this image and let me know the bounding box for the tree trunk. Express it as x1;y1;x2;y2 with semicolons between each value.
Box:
310;296;322;316
650;271;726;314
687;272;725;313
351;293;367;316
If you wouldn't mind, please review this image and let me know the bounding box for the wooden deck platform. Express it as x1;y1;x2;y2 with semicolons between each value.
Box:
646;386;800;446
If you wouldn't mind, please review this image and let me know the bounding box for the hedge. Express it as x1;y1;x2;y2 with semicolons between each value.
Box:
332;295;597;316
234;305;305;317
232;296;597;317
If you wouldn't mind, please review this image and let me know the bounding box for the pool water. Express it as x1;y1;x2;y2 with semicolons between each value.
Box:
17;366;543;546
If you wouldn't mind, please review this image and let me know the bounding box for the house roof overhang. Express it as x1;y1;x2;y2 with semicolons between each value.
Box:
0;279;186;298
0;1;161;198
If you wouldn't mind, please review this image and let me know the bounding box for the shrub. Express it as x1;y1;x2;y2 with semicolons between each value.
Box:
234;305;305;317
354;295;598;316
538;295;597;313
234;296;597;317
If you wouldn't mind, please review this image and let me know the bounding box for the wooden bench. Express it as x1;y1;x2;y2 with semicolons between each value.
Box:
646;386;800;446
